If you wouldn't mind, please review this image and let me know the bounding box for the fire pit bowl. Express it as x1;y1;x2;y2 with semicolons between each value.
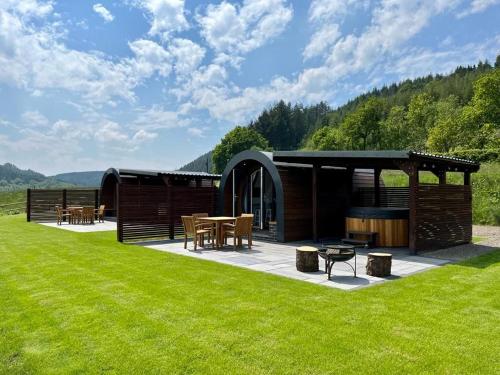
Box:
318;244;357;279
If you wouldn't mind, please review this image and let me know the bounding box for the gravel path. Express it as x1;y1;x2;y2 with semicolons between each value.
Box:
422;225;500;261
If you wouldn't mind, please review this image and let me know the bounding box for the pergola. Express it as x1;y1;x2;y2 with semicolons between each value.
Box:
273;151;480;253
101;168;220;242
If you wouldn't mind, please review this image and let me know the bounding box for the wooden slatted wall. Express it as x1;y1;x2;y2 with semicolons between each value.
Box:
414;184;472;250
27;189;99;222
117;183;217;242
357;187;409;207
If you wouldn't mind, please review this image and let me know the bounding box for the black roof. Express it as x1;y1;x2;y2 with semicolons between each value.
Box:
118;168;220;179
272;150;479;172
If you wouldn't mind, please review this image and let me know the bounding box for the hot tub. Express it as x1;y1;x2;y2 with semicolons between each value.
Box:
345;207;409;247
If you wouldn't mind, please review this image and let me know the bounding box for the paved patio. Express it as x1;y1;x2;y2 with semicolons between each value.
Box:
40;220;117;232
143;239;449;290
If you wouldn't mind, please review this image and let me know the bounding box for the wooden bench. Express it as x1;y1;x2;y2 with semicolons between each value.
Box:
342;230;377;248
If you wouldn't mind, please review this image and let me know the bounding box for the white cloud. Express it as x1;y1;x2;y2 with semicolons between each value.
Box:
128;39;172;78
133;106;190;130
0;7;138;104
169;38;205;77
325;0;461;74
308;0;369;23
134;0;189;39
21;110;49;127
457;0;500;18
196;0;293;58
187;127;204;137
0;0;53;18
93;3;114;22
132;129;158;142
303;24;341;61
386;36;500;79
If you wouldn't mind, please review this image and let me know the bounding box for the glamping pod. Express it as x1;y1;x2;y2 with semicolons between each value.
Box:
219;150;377;243
220;150;480;253
100;168;220;242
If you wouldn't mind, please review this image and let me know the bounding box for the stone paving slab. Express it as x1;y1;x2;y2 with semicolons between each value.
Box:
144;239;450;290
40;221;117;232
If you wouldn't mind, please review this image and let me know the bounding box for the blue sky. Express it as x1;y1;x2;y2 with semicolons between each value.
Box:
0;0;499;175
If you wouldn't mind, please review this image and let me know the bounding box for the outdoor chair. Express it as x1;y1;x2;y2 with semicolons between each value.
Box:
192;213;215;240
223;215;253;250
181;216;213;251
68;207;82;224
95;205;105;223
55;206;71;225
82;207;95;224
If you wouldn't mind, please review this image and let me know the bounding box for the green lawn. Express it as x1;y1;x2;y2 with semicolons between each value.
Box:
1;215;499;374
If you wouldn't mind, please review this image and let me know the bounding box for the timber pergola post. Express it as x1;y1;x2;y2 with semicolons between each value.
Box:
26;188;31;222
374;168;381;207
396;160;419;254
312;164;319;242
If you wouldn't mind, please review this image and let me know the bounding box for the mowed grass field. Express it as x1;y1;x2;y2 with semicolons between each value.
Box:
0;215;499;374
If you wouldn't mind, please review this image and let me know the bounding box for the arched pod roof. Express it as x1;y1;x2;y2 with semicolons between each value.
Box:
100;168;121;191
218;150;285;242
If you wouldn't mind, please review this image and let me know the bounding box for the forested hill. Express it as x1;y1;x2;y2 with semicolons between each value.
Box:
180;56;499;173
179;151;212;173
0;163;104;191
52;171;104;187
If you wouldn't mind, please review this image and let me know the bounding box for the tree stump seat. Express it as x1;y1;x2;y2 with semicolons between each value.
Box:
296;246;319;272
366;252;392;277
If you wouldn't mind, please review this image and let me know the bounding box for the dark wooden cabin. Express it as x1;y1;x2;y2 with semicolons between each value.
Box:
100;168;220;242
219;150;480;253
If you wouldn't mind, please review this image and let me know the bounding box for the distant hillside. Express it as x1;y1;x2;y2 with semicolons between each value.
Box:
0;163;104;191
52;171;104;187
178;151;213;173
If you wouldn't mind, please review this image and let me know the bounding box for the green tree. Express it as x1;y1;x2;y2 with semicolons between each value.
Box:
380;105;410;149
341;97;385;150
426;96;463;152
212;126;271;173
460;68;500;148
306;126;346;150
406;93;437;151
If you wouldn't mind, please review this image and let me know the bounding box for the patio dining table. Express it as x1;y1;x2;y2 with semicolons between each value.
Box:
198;216;236;249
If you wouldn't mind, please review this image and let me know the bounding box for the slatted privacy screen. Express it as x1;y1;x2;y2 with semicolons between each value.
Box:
117;183;217;242
27;189;99;222
414;184;472;250
356;187;410;208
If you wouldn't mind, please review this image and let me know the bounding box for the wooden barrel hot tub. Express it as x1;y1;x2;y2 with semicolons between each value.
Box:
345;207;409;247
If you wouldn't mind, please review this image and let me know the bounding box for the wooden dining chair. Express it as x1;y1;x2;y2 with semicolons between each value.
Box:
181;216;213;250
68;207;82;224
82;207;95;224
223;215;253;250
55;206;71;225
192;213;214;240
95;205;105;223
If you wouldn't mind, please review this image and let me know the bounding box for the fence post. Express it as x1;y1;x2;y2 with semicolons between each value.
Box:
94;189;99;209
26;188;31;222
62;189;67;222
116;184;123;242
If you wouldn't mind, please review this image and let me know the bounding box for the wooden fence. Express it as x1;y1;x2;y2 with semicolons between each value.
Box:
27;189;99;222
117;184;217;242
414;184;472;250
356;187;410;208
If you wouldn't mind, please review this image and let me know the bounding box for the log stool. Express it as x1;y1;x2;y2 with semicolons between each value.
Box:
296;246;319;272
366;252;392;277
